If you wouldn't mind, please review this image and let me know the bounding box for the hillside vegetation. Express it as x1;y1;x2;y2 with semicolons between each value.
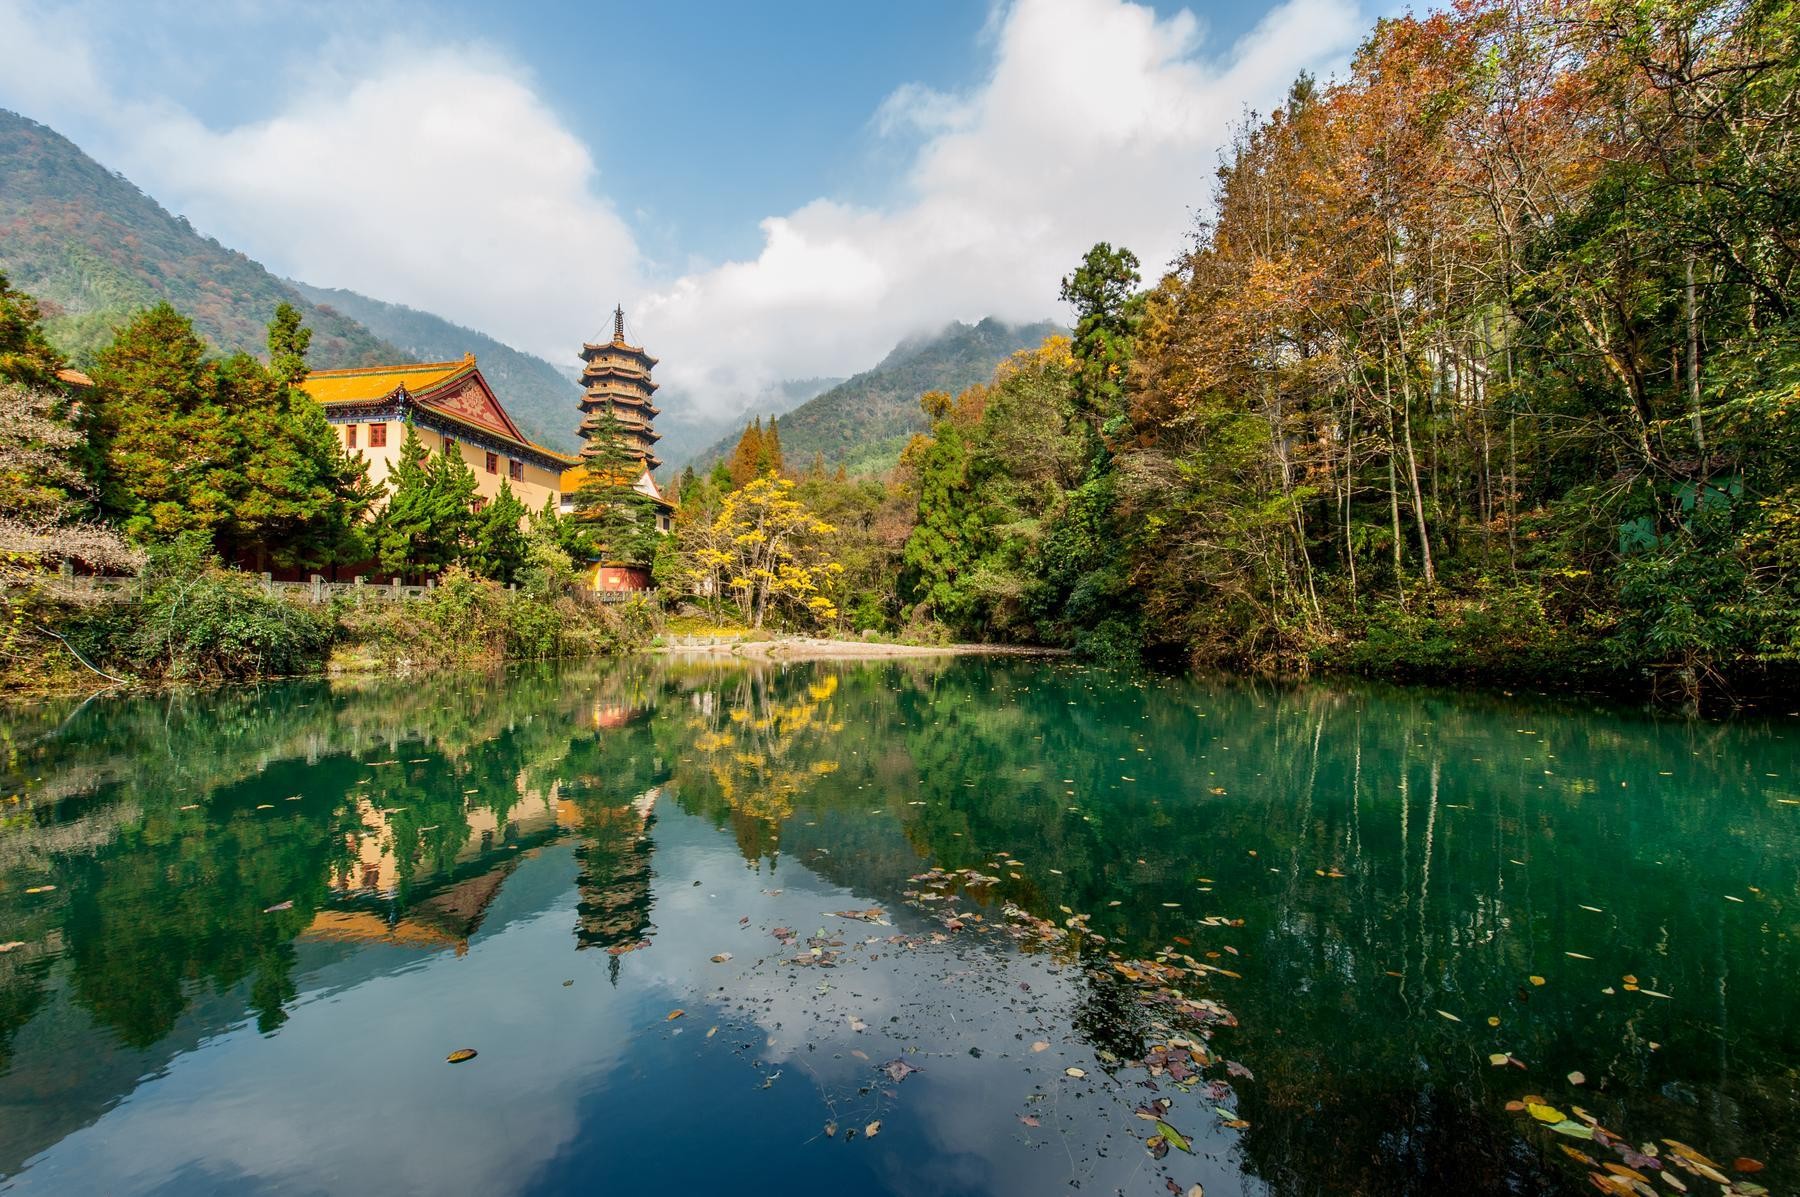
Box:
0;110;396;369
657;375;840;472
694;318;1063;473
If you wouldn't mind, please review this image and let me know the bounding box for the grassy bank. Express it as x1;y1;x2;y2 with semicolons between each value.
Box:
2;548;656;697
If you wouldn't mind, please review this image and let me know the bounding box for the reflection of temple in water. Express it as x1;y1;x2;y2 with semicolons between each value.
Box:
304;864;515;956
569;788;660;970
327;787;563;897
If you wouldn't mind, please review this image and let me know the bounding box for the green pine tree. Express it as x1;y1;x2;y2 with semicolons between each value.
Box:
372;421;434;577
573;407;657;567
470;480;529;583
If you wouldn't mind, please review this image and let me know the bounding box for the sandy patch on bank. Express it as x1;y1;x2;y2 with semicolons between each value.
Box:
654;636;1063;660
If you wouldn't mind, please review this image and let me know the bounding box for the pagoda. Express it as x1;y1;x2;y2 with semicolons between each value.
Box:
578;306;662;472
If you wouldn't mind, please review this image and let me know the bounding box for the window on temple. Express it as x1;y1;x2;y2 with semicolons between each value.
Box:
472;496;487;512
369;423;388;448
509;459;524;481
485;451;498;474
443;437;456;455
344;424;358;449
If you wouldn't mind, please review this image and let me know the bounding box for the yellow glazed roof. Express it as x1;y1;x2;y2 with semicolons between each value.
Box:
300;356;580;465
560;464;675;507
300;358;474;406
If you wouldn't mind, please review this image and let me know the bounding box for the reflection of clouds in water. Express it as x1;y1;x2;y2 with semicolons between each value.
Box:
619;805;917;1068
11;848;637;1196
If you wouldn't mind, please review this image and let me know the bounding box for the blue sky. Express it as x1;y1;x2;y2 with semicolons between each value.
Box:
1;0;1374;408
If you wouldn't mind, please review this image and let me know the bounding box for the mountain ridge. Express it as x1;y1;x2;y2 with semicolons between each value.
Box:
694;316;1065;474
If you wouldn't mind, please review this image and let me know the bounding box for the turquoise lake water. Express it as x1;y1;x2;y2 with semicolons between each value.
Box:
1;658;1794;1195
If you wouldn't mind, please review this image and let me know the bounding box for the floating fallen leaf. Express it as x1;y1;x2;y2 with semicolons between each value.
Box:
1487;1016;1501;1027
1568;1071;1586;1085
1529;975;1546;986
863;1121;881;1139
24;886;55;894
1732;1158;1764;1174
1031;1041;1050;1052
263;900;293;913
446;1048;477;1063
1154;1120;1192;1153
706;1026;717;1038
1565;951;1594;960
1019;1114;1040;1127
1436;1009;1462;1022
0;942;24;953
665;1009;685;1021
1528;1103;1567;1124
1490;1053;1510;1066
882;1058;921;1083
710;953;733;963
1064;1067;1086;1078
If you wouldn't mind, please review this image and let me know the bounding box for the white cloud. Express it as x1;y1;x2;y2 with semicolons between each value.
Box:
132;43;641;362
640;0;1366;403
0;0;1365;418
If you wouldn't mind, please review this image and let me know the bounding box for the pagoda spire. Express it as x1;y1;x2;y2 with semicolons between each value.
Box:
613;305;625;343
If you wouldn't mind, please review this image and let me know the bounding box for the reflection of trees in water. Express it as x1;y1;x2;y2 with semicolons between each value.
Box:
869;666;1800;1197
0;662;633;1054
660;666;845;865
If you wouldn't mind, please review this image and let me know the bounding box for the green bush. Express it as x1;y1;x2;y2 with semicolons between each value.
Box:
1329;583;1606;686
65;537;335;681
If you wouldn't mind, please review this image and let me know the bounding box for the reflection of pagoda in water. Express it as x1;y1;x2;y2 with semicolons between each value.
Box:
570;788;660;970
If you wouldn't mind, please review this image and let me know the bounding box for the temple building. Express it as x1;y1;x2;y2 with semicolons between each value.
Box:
301;355;577;516
579;306;663;471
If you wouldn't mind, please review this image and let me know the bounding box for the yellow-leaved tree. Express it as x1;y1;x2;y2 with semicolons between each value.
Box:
685;474;842;628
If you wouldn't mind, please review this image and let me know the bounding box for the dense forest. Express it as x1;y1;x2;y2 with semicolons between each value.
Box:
670;0;1800;701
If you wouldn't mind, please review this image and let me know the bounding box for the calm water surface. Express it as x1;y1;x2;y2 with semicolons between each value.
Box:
1;659;1795;1195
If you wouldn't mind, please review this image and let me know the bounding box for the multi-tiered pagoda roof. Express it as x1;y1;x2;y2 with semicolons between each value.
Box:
579;307;663;472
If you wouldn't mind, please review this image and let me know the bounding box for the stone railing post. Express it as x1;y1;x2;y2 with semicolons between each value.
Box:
261;571;273;595
310;574;324;604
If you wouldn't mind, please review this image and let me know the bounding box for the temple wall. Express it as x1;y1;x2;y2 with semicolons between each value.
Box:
332;420;563;526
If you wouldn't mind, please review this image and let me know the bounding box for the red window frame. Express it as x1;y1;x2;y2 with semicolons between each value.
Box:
369;423;388;448
485;451;498;474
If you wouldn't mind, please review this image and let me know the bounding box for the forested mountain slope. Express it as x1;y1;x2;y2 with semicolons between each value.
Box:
0;110;396;369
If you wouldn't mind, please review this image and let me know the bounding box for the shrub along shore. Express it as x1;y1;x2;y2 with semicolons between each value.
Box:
11;541;655;697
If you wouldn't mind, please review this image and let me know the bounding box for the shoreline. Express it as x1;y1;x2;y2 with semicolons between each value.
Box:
653;636;1068;660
